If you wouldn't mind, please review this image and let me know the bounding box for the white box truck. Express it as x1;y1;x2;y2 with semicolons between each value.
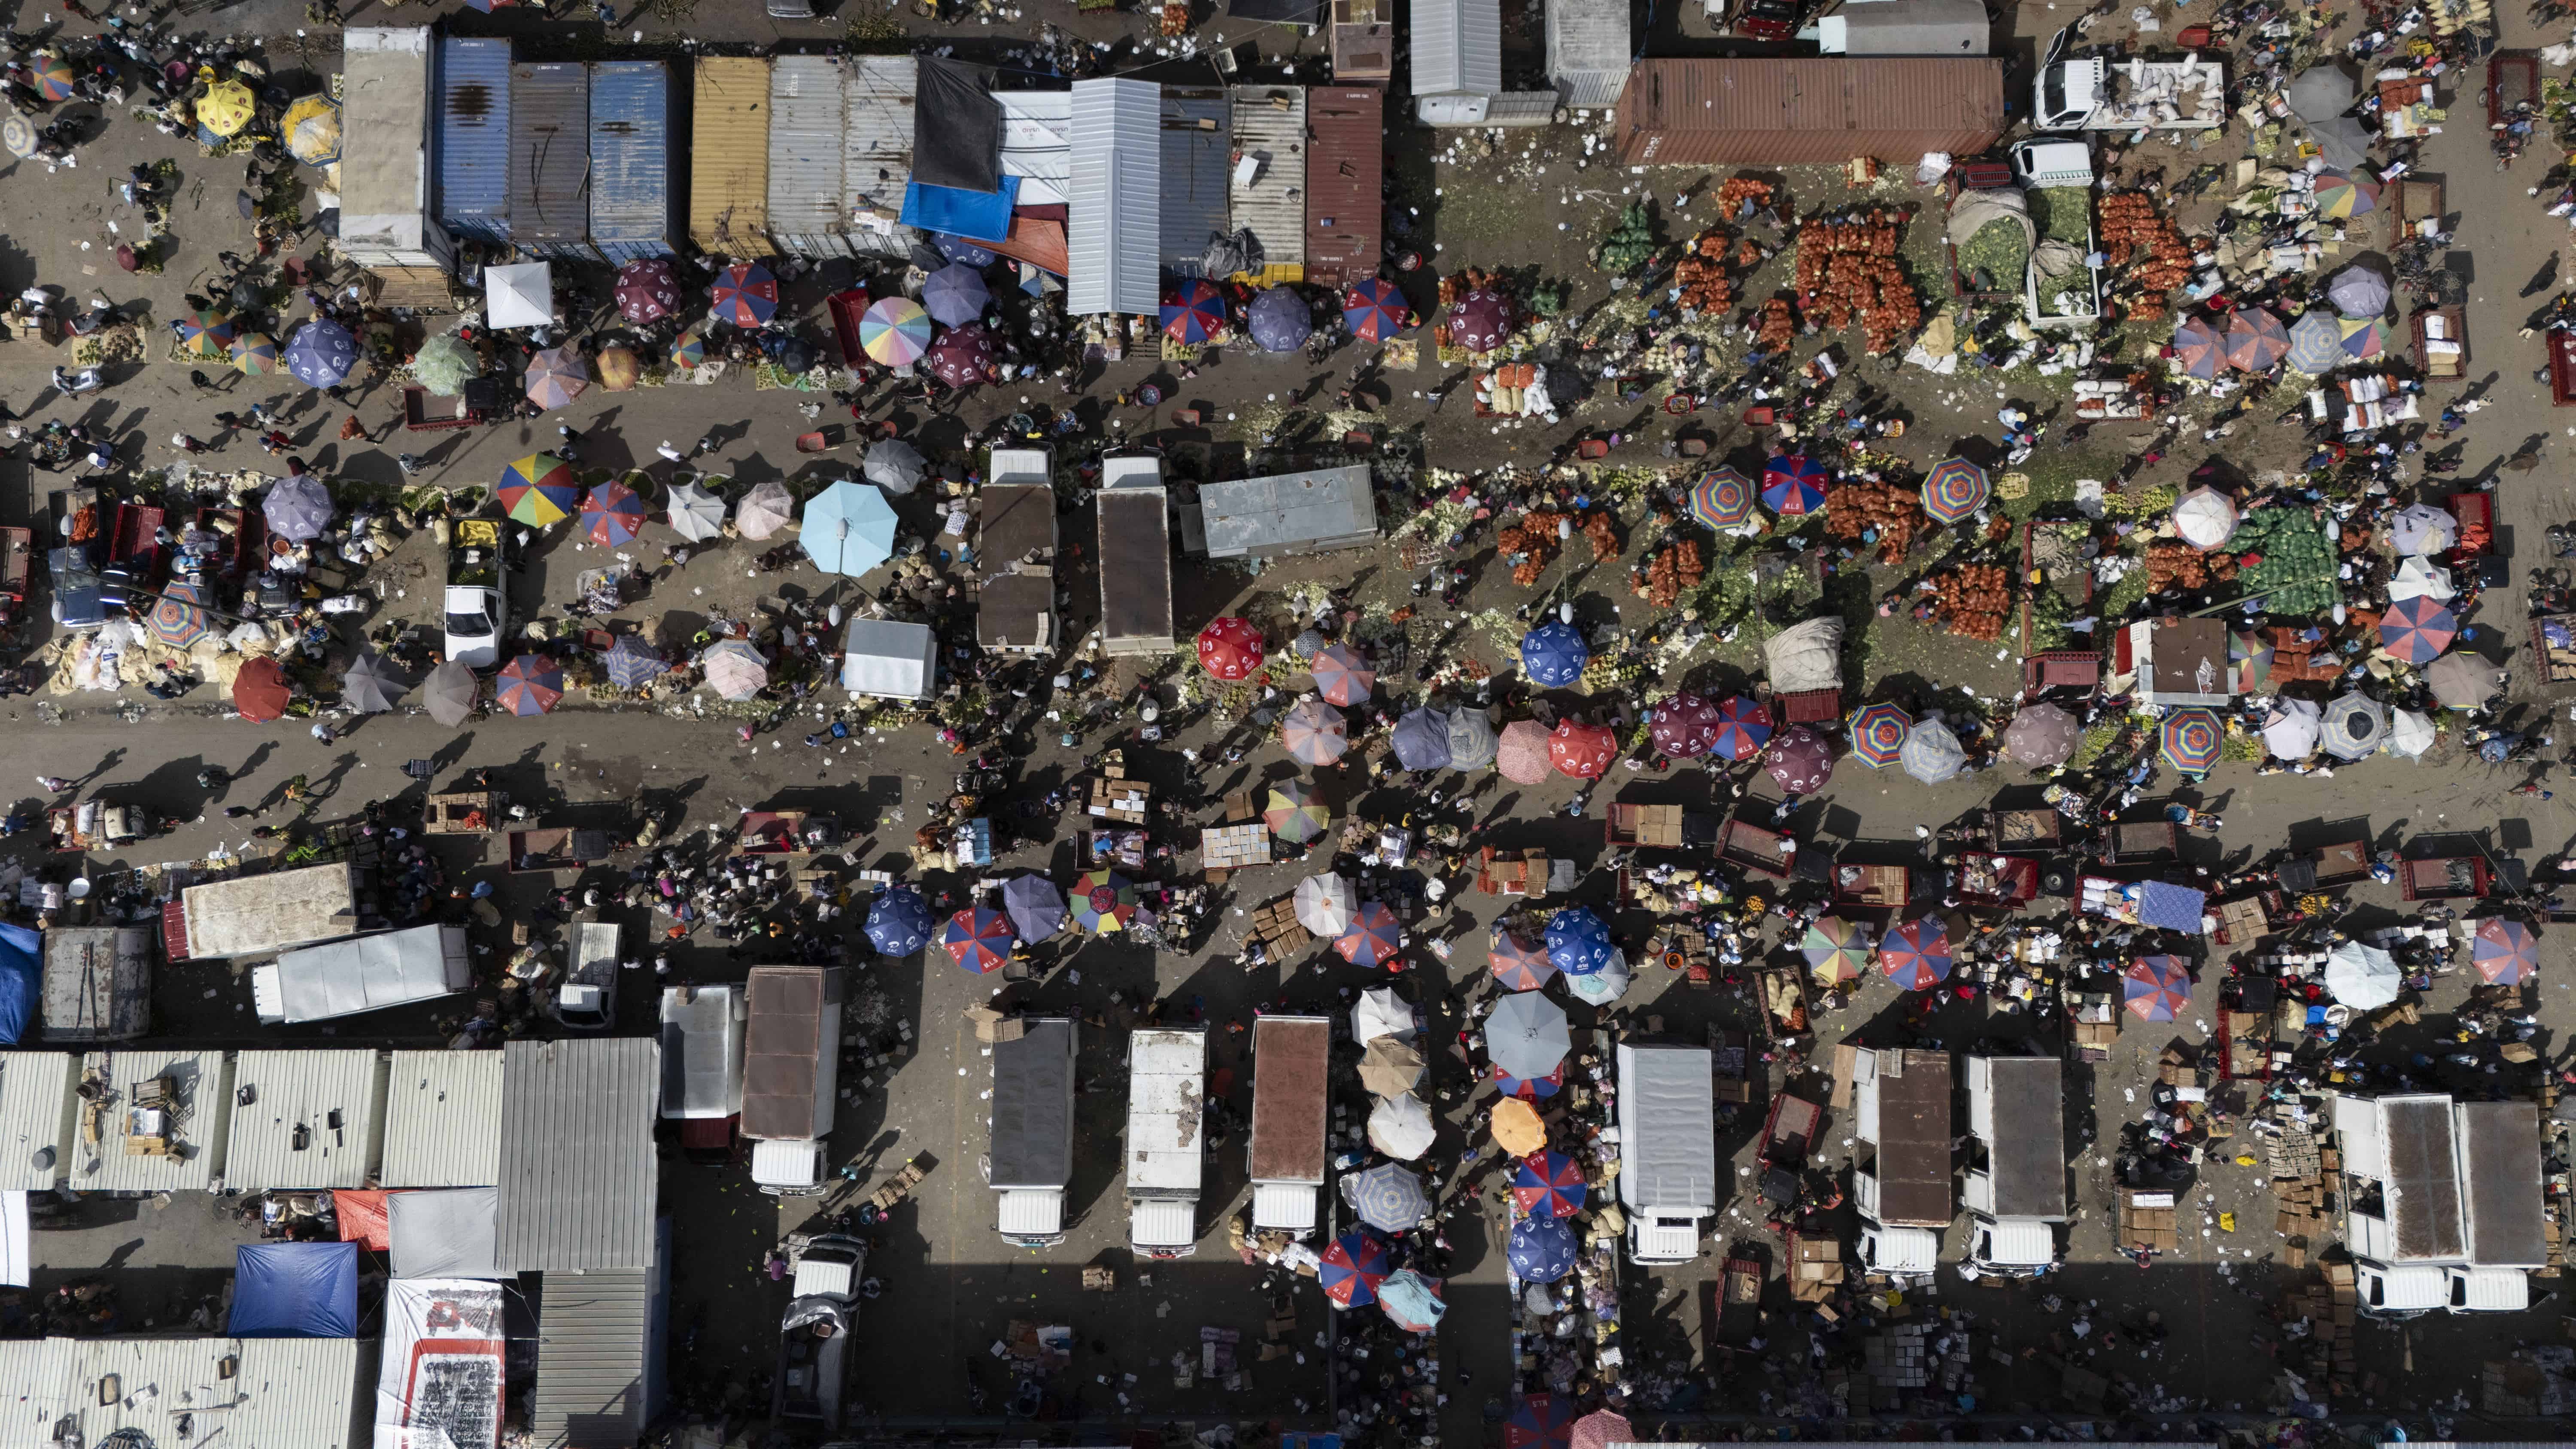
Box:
1614;1044;1716;1265
168;862;364;963
1247;1015;1331;1237
744;965;841;1196
252;925;469;1025
1963;1055;2066;1276
553;920;621;1031
990;1018;1078;1247
660;984;748;1160
1125;1027;1206;1258
2034;28;2226;132
1853;1048;1953;1275
2336;1093;2544;1316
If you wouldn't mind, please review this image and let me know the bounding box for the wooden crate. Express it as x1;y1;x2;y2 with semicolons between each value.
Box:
1251;897;1314;954
425;789;500;834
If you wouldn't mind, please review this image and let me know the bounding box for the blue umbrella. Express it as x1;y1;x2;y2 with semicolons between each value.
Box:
261;474;335;543
864;886;934;956
922;261;992;327
1519;622;1589;687
1390;708;1454;772
800;480;899;577
1001;875;1066;941
1245;288;1313;352
599;635;668;690
1543;907;1613;976
1507;1214;1578;1282
1349;1162;1430;1232
933;235;1000;267
286;319;357;388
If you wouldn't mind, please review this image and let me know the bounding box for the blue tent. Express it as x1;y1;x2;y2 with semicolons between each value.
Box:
229;1241;359;1337
800;481;900;577
2135;881;2208;933
866;887;934;956
1507;1213;1578;1282
1519;622;1589;688
0;921;37;1045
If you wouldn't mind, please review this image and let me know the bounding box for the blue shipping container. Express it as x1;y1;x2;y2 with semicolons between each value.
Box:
589;61;674;264
511;62;597;261
437;36;512;246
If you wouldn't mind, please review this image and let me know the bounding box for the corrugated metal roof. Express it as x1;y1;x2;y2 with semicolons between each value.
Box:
690;57;775;255
1546;0;1631;108
0;1053;74;1191
997;88;1069;206
43;1339;364;1449
496;1038;659;1271
180;861;358;961
381;1048;505;1187
70;1050;232;1193
769;55;850;258
512;62;594;259
846;57;918;252
1410;0;1501;97
2458;1100;2546;1267
1160;87;1231;273
1303;87;1382;287
439;36;513;245
340;27;452;271
532;1266;657;1448
589;61;674;264
1068;79;1161;316
1199;465;1380;558
1227;87;1306;270
0;1338;71;1449
39;925;149;1042
1097;468;1173;651
222;1049;390;1191
1613;58;2006;166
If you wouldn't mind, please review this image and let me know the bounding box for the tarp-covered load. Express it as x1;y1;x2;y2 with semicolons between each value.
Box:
230;1241;360;1337
914;56;1001;193
1764;615;1845;693
379;1278;505;1449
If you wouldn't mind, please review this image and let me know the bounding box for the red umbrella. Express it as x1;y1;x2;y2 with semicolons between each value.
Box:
1647;693;1720;758
1489;930;1556;991
942;906;1015;975
1880;917;1953;990
1196;617;1265;680
614;258;681;324
1449;288;1513;352
925;322;999;390
233;657;291;722
1336;900;1403;968
1344;278;1410;342
1765;725;1835;794
1547;720;1617;778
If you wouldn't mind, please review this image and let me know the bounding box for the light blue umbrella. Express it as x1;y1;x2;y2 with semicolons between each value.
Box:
1349;1163;1430;1232
800;481;899;577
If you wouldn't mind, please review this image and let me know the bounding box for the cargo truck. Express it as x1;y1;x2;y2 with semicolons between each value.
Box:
1853;1048;1954;1274
252;924;470;1025
1963;1054;2066;1276
1615;1044;1716;1264
1125;1027;1206;1258
2034;28;2226;132
744;965;841;1195
1247;1015;1331;1238
990;1018;1077;1246
660;984;748;1160
164;862;366;963
553;920;620;1031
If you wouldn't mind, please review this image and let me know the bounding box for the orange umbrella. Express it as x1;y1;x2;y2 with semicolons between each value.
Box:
1492;1098;1545;1157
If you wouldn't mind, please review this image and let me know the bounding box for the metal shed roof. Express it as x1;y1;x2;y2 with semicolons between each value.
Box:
496;1038;660;1272
2456;1100;2545;1267
532;1259;660;1448
1303;88;1382;287
1161;88;1232;273
339;27;450;270
1125;1029;1206;1193
0;1338;71;1449
1227;87;1306;271
847;57;918;248
36;1338;364;1449
223;1049;390;1191
1546;0;1632;108
589;61;674;263
2382;1093;2466;1262
689;56;775;255
70;1050;232;1193
1097;466;1173;651
1068;79;1161;316
1199;465;1379;558
769;55;850;258
990;1018;1076;1189
0;1053;74;1191
1831;0;1992;55
1410;0;1501;97
40;925;149;1042
997;88;1069;207
380;1048;505;1188
438;36;513;245
510;63;593;259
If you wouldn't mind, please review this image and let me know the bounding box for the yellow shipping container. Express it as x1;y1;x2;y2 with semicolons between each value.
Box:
690;57;775;257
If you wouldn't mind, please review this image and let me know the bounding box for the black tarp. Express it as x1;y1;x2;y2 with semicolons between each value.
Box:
1227;0;1324;23
914;57;1002;194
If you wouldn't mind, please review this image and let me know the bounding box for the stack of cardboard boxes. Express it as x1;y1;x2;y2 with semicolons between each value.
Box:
1249;896;1314;957
2265;1125;2331;1266
1088;763;1151;824
1789;1233;1845;1302
1200;823;1273;873
2118;1187;2178;1253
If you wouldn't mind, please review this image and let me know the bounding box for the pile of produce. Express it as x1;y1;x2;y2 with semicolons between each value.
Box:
2232;508;2341;616
1598;202;1657;272
1499;510;1570;586
1932;563;2012;641
1792;210;1923;353
1631;539;1707;608
1754;299;1797;351
2143;540;2239;592
1823;480;1924;564
1580;511;1621;563
2099;192;2192;320
1716;176;1775;218
1674;232;1735;313
1955;216;2030;296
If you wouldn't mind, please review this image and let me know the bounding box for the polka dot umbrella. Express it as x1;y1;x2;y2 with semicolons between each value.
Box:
1344;279;1410;342
1647;693;1721;758
1760;453;1828;517
925;322;999;390
1879;916;1953;991
1195;617;1265;680
614;258;682;324
2159;707;2223;776
1496;720;1552;784
1765;724;1835;794
1921;457;1990;524
1547;720;1617;779
1849;701;1913;768
1686;467;1755;530
197;79;257;137
709;262;779;327
1710;696;1772;761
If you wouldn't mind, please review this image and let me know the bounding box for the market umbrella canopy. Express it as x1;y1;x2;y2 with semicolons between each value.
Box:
1488;993;1572;1080
199;78;257;137
594;346;640;392
27;52;73;103
2284;309;2345;373
483;262;555;329
921;261;992;326
2312;169;2380;219
1765;724;1835;794
1;113;36;160
933;234;999;266
1547;720;1616;779
411;334;480;395
1513;1151;1588;1219
864;886;934;956
2261;698;2324;759
1358;1038;1425;1097
580;480;648;548
1377;1270;1446;1333
700;639;769;701
1507;1217;1577;1283
1880;916;1952;990
1319;1230;1389;1307
1343;278;1410;341
495;655;564;715
599;635;668;690
859;297;933;365
1264;782;1330;844
1687;467;1755;529
1349;1163;1429;1232
1196;617;1265;680
1448;288;1513;351
2171;314;2224;380
423;662;479;725
2123;955;2191;1021
734;480;797;540
1565;951;1631;1006
1710;696;1772;760
614;258;682;323
1297;874;1357;937
233;657;291;721
668;329;708;369
230;331;279;376
1849;701;1912;768
2159;707;2223;774
1281;698;1349;765
710;262;780;327
1489;929;1556;991
1367;1093;1437;1160
1761;453;1828;516
2336;315;2390;361
2324;939;2400;1008
2387;708;2436;758
2231;629;2275;691
2320;693;2388;760
498;454;578;528
663;480;727;543
1491;1098;1546;1158
1544;907;1612;975
942;905;1015;974
1001;876;1066;940
262;474;335;543
281;319;357;390
1072;869;1140;932
799;480;899;577
1161;278;1229;344
1648;693;1721;758
1309;644;1374;706
1497;720;1552;784
2222;308;2290;371
1391;707;1454;772
2473;918;2539;984
1900;717;1967;784
2002;702;2080;766
1921;457;1989;524
1570;1411;1634;1449
861;438;928;496
2326;258;2391;316
1245;286;1313;351
1446;707;1498;770
925;322;999;390
1518;621;1588;687
335;651;405;714
2379;595;2458;665
1803;916;1871;983
2390;502;2458;556
176;308;235;358
1336;900;1403;968
2172;486;2239;549
522;348;590;410
149;580;214;649
2423;652;2493;710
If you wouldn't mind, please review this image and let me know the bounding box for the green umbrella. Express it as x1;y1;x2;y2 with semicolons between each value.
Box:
413;334;480;396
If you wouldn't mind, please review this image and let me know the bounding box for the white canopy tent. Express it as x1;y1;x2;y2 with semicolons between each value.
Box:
482;261;555;328
840;619;936;700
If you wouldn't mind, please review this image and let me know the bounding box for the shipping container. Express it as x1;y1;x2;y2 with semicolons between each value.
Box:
1411;0;1502;125
589;60;675;264
437;36;513;248
845;57;917;256
1303;87;1382;289
1068;79;1160;317
690;56;776;258
1161;87;1231;275
769;55;851;260
512;62;596;261
1226;86;1305;281
341;27;456;273
1614;58;2006;166
1547;0;1631;108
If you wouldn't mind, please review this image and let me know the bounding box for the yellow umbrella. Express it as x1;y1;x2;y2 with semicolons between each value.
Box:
595;345;640;392
1492;1097;1546;1157
199;79;257;138
280;94;340;165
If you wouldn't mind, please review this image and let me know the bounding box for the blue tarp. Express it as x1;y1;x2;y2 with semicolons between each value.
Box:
2135;881;2208;933
229;1241;360;1338
0;921;37;1045
899;176;1021;245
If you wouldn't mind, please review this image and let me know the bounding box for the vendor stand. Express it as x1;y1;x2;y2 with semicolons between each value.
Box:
2388;177;2445;248
1955;852;2039;909
1752;963;1812;1046
1830;860;1910;911
1719;817;1796;880
740;810;840;857
1986;807;2064;853
2412;305;2469;380
2077;875;2207;930
507;826;613;873
2104;820;2178;865
1754;1093;1824;1205
2398;853;2492;900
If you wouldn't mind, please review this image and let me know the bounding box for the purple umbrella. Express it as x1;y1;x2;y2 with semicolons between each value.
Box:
921;261;992;327
1765;725;1834;795
1245;287;1313;352
1649;693;1721;758
1449;288;1513;352
926;322;998;390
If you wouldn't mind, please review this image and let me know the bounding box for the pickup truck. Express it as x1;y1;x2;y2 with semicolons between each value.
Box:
2035;28;2226;132
445;517;507;668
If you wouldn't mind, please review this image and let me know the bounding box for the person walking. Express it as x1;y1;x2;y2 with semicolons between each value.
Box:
395;453;423;476
258;429;291;456
34;775;70;793
169;431;205;455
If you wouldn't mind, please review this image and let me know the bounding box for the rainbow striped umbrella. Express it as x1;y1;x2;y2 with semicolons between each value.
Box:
495;655;564;716
1071;870;1138;932
2231;630;2276;691
859;297;933;366
1801;915;1871;983
229;331;279;375
1849;701;1913;768
498;454;578;528
1686;467;1755;529
1336;900;1402;968
2159;707;2223;775
709;262;779;327
2378;594;2457;665
669;328;708;370
1710;696;1772;761
1761;453;1828;516
176;309;236;358
1343;279;1410;342
1922;457;1990;524
1161;279;1228;344
1512;1151;1588;1219
581;480;648;548
942;905;1015;975
2123;955;2191;1021
149;580;214;649
1880;916;1951;990
1264;781;1331;844
1489;930;1556;992
2473;918;2538;985
2312;169;2379;219
29;53;76;103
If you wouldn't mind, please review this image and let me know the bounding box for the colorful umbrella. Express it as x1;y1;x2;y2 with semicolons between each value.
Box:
1922;457;1990;524
2159;707;2223;775
1849;701;1914;768
599;635;668;690
1282;698;1349;765
1377;1270;1446;1333
1072;870;1139;932
1448;288;1513;352
1766;724;1834;794
2172;315;2225;380
942;905;1015;974
2284;309;2348;374
1519;621;1588;687
498;454;577;528
2379;595;2458;666
1349;1163;1430;1232
1802;916;1871;983
1507;1216;1577;1282
495;655;564;716
1336;901;1403;968
1245;287;1313;352
1264;782;1331;844
28;52;76;103
1320;1230;1390;1308
1686;467;1755;529
2232;630;2277;692
1548;720;1617;778
581;480;648;548
522;347;590;410
1880;916;1952;990
1343;279;1411;342
149;580;213;649
1506;1394;1574;1449
1761;453;1828;517
614;258;682;324
1497;720;1552;784
2002;702;2081;766
859;297;933;365
198;79;257;137
2312;169;2380;219
2223;308;2290;373
411;333;478;395
281;94;341;165
922;261;992;328
2;113;36;160
668;328;709;370
1196;617;1265;680
1161;279;1228;344
710;262;779;326
1494;1061;1566;1101
926;321;999;390
699;640;769;701
1310;644;1375;706
233;657;290;721
2123;955;2191;1021
2472;918;2539;985
1648;693;1721;758
1002;876;1066;941
176;309;235;358
1711;696;1772;761
1512;1151;1588;1219
864;886;933;956
1490;930;1556;992
1543;907;1613;977
229;331;279;376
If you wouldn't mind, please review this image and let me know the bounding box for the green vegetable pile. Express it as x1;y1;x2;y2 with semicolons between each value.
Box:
2030;188;2093;247
2232;508;2341;617
1955;219;2029;295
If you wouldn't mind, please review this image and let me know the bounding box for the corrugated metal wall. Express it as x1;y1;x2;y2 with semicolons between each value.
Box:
1068;79;1160;317
511;62;596;261
1303;87;1382;289
437;36;512;247
689;56;775;257
845;57;917;256
589;61;673;264
1408;0;1499;96
1614;58;2006;165
1546;0;1631;109
997;89;1069;206
1160;88;1231;275
768;55;849;259
1227;86;1306;280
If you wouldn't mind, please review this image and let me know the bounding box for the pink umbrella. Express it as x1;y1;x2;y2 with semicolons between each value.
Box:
1765;725;1834;794
1497;720;1552;784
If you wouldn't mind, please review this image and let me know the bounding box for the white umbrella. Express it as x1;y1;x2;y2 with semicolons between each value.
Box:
1899;718;1966;784
700;640;769;700
2387;708;2436;759
1564;949;1631;1006
1295;873;1356;936
2172;486;2239;550
2260;698;2323;759
665;479;726;543
1353;986;1413;1046
482;261;555;329
2320;693;2387;761
734;479;796;540
1488;993;1571;1079
1367;1093;1437;1160
2387;555;2455;603
2323;939;2400;1008
2389;503;2457;557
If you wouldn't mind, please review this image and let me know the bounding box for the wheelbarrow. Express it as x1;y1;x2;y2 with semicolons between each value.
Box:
1577;438;1611;460
796;427;842;454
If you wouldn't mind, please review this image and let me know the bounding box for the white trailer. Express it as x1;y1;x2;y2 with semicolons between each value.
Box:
744;966;842;1196
1614;1045;1715;1265
1125;1028;1206;1258
171;863;363;963
1247;1015;1331;1237
1853;1048;1953;1275
1963;1055;2065;1276
252;925;469;1025
2034;30;2226;132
